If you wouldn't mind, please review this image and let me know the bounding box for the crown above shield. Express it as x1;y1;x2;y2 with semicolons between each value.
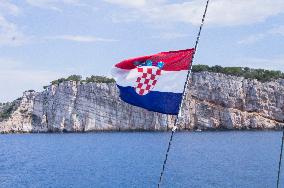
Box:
134;60;164;69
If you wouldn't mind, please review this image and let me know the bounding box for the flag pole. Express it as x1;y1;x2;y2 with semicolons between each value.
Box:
157;0;210;187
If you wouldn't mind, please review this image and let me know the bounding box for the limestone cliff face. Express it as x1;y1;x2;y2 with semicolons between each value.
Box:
0;92;35;133
1;72;284;133
179;72;284;130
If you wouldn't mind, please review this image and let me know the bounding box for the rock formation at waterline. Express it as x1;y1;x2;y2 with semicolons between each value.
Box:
1;72;284;133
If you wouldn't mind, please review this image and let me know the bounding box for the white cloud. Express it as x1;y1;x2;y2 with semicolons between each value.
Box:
238;25;284;45
152;32;191;39
26;0;87;11
48;35;118;42
0;0;20;15
104;0;284;26
269;25;284;36
103;0;147;8
232;56;284;72
0;1;29;46
0;16;29;46
0;69;63;102
103;0;165;8
237;33;266;45
206;0;284;26
0;58;66;102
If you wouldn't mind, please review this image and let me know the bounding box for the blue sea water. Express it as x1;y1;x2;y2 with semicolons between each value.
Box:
0;131;283;188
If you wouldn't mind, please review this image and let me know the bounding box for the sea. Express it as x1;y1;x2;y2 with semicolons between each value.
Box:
0;131;283;188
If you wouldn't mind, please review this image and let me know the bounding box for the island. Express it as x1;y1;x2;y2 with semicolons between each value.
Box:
1;65;284;133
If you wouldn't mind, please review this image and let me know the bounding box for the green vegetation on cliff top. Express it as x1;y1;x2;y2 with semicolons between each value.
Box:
46;75;115;89
192;65;284;82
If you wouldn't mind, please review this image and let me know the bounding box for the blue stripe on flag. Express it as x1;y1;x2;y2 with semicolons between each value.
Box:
117;85;182;115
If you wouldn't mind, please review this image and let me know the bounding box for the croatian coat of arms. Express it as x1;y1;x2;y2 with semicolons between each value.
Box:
134;60;164;95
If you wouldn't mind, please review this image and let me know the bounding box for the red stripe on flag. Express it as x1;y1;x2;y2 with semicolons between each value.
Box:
115;48;194;71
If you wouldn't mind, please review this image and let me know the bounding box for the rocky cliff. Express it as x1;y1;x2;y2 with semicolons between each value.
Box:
1;72;284;133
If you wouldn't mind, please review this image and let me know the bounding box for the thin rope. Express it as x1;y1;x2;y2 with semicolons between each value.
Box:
157;0;210;187
277;130;284;188
157;123;176;188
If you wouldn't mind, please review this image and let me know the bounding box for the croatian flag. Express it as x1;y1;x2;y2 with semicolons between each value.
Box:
111;49;195;115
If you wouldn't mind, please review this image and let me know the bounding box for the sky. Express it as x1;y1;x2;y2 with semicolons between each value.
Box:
0;0;284;102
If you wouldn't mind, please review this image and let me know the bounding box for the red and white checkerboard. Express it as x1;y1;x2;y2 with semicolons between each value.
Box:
135;67;162;95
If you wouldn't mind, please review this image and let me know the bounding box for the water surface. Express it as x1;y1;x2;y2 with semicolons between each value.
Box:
0;131;283;188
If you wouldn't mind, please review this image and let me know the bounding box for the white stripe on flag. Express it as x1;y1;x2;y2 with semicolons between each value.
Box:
111;67;188;93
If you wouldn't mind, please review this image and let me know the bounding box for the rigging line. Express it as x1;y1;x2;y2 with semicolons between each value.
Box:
157;0;210;187
277;130;284;188
157;122;176;188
